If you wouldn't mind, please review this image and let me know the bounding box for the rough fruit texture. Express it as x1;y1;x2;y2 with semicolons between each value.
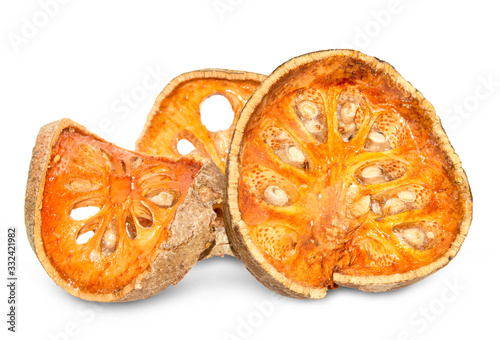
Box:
136;69;265;258
225;50;472;298
25;119;223;302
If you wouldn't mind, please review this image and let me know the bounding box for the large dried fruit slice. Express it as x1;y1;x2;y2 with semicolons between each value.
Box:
225;50;472;298
136;69;265;258
25;119;224;302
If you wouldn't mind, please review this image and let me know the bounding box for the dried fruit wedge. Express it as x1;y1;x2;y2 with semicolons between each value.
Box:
225;50;472;298
25;119;224;302
136;69;265;257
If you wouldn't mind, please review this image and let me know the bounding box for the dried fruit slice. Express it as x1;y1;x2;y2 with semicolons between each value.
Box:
25;119;224;302
225;50;472;298
136;69;266;173
136;69;265;258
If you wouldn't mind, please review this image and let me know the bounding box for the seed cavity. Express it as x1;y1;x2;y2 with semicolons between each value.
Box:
72;144;103;174
382;197;407;215
70;206;100;220
132;200;154;228
398;190;416;202
361;166;383;179
371;184;431;216
364;112;407;151
371;201;382;215
364;131;392;152
350;195;371;218
296;100;319;119
294;88;328;143
76;230;95;245
345;183;360;204
130;157;144;172
263;185;290;207
274;145;308;169
101;219;119;256
70;197;102;220
100;149;116;172
369;132;386;143
145;189;179;208
137;168;174;189
120;160;127;173
303;119;326;140
361;237;397;267
65;179;101;193
356;159;407;185
125;215;137;240
243;165;299;205
252;224;298;261
336;91;366;142
263;125;309;170
393;222;438;251
177;139;196;156
76;219;100;245
286;146;306;163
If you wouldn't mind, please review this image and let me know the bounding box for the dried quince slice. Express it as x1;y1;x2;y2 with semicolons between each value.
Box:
136;69;266;173
136;69;265;258
25;119;224;302
225;50;472;298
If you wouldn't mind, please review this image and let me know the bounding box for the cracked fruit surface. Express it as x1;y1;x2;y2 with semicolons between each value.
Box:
136;69;265;258
136;69;266;173
25;119;222;302
225;50;472;299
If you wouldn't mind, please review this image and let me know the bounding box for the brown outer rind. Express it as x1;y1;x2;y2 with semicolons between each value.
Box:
193;159;230;260
136;68;266;259
225;49;472;298
25;119;223;302
120;160;222;301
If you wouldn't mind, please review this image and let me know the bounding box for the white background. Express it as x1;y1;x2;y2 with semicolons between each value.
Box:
1;0;499;339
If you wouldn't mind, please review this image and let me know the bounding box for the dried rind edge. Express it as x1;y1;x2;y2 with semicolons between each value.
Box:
25;118;222;302
225;49;472;298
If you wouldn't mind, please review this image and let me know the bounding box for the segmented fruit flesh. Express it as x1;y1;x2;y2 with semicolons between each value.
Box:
136;70;265;173
235;53;469;290
41;129;201;295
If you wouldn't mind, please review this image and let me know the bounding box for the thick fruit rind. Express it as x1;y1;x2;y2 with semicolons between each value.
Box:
225;49;472;298
25;119;224;302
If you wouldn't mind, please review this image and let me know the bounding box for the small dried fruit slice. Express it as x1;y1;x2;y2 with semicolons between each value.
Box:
136;69;266;173
25;119;224;302
136;69;265;258
225;50;472;298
